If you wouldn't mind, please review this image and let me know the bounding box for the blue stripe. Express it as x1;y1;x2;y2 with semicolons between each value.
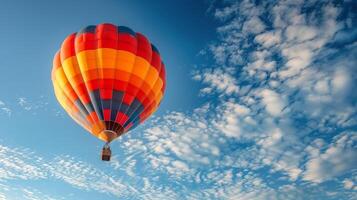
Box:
151;44;160;54
77;25;96;35
74;100;89;117
95;91;144;122
83;90;145;131
118;26;136;37
88;90;103;120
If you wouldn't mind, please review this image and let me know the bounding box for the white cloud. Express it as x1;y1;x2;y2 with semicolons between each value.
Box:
285;25;318;42
0;100;11;116
21;188;58;200
242;16;266;34
255;30;282;48
0;185;60;200
0;144;137;198
213;100;257;139
303;132;357;183
214;2;239;21
18;97;32;111
332;68;350;94
194;68;239;96
260;89;285;117
48;156;131;196
0;145;46;180
343;179;355;190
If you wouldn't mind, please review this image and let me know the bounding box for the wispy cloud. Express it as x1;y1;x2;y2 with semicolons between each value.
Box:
193;68;239;96
0;96;63;117
21;188;59;200
0;100;11;116
0;142;182;199
0;185;60;200
17;96;52;115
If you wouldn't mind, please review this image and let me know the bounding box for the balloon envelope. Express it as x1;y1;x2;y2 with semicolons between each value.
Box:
52;23;166;143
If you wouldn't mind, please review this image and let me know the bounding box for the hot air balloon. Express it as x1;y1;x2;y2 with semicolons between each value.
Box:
51;23;166;161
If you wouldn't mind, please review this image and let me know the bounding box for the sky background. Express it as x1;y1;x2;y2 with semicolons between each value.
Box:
0;0;356;199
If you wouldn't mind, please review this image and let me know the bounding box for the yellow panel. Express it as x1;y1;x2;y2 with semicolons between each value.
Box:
76;50;98;71
54;81;77;112
97;48;117;68
54;71;78;103
54;82;90;132
62;57;81;78
144;67;159;88
151;78;163;97
55;68;69;88
154;92;163;106
81;69;99;82
116;50;136;72
131;57;150;80
53;82;69;110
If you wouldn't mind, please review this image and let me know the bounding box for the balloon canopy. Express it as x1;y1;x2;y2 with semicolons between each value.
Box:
52;23;166;143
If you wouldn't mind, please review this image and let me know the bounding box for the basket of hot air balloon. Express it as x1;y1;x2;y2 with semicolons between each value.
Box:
51;23;166;161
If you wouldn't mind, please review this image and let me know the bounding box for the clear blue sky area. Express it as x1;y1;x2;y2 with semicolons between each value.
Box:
0;0;356;199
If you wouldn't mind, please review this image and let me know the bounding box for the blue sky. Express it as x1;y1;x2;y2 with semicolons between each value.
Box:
0;0;356;199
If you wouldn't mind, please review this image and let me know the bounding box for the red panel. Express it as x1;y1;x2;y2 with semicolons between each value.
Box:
97;31;117;41
135;91;146;106
96;24;117;39
75;33;96;52
51;52;61;81
113;80;126;91
140;82;151;96
135;33;152;62
75;33;137;53
76;84;91;104
60;33;76;61
117;34;137;53
115;112;129;125
159;62;166;81
100;89;113;99
86;80;100;91
96;24;118;49
100;79;115;89
97;39;117;49
122;93;134;105
53;52;62;69
125;84;139;97
151;51;161;71
63;83;78;101
143;91;155;105
103;109;111;121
